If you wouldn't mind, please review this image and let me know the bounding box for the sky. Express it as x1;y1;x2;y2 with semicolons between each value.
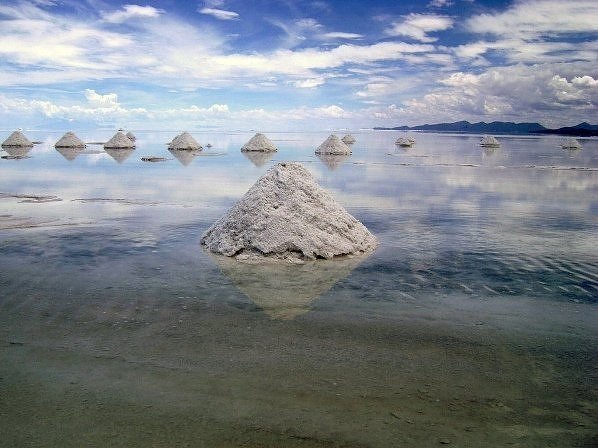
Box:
0;0;596;131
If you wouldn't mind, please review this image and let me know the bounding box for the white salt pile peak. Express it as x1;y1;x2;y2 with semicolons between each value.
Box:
168;132;202;150
201;162;378;262
315;134;352;155
104;131;135;149
241;133;277;152
480;135;500;147
55;131;86;148
126;131;136;141
2;130;33;147
342;134;356;144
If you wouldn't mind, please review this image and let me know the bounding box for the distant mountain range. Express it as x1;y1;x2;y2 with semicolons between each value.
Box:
374;121;598;136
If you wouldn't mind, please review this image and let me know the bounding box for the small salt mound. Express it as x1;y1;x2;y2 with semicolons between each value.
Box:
561;138;581;150
480;135;500;147
126;131;136;141
2;130;33;147
104;131;135;149
201;162;378;262
315;134;352;155
241;133;277;152
342;134;356;144
396;137;413;147
55;131;86;148
168;132;202;150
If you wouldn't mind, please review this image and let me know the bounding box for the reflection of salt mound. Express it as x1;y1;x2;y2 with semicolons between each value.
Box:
56;147;81;161
126;131;136;142
2;130;33;147
241;133;277;152
561;138;581;150
168;132;202;150
480;135;500;147
341;134;356;144
210;252;368;319
104;131;135;149
201;162;378;262
317;153;350;170
105;148;134;163
242;150;274;167
3;146;32;157
315;134;352;155
168;148;201;166
55;131;86;148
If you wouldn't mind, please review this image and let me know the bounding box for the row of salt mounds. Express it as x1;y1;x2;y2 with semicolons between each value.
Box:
104;131;135;149
241;133;277;152
169;132;202;150
561;137;582;150
341;134;356;144
55;131;86;148
480;135;500;147
201;162;377;263
2;130;33;147
315;134;352;155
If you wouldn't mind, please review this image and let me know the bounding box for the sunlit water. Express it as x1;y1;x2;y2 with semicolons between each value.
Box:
1;131;596;447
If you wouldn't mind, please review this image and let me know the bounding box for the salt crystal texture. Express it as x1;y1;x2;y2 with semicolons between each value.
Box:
315;134;352;155
201;162;378;262
342;134;356;144
55;131;86;148
2;131;33;147
104;131;135;149
169;132;202;150
241;133;277;152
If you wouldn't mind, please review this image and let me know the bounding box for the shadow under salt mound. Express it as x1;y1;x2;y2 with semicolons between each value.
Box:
104;148;134;164
209;253;370;320
168;148;201;166
317;153;351;171
241;150;274;167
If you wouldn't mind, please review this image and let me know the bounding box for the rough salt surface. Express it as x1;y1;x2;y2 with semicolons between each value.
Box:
169;132;202;150
55;131;86;148
480;135;500;147
241;133;277;152
342;134;356;144
104;132;135;149
126;131;136;141
2;131;33;147
201;162;378;262
315;134;352;155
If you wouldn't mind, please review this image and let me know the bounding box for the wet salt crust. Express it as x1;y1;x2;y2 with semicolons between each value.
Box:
201;162;378;262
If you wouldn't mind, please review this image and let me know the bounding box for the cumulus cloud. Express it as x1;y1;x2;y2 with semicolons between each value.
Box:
102;4;163;24
294;78;326;88
84;89;120;108
386;13;453;42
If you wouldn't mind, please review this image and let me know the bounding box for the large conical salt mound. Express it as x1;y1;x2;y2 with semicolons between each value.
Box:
168;132;202;150
55;131;86;148
241;133;277;152
104;131;135;149
315;134;351;155
201;162;378;262
341;134;356;144
2;130;33;147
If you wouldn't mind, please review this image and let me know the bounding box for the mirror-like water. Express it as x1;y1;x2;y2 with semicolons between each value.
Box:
1;131;597;447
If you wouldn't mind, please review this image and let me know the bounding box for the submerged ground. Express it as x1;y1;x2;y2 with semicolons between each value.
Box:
1;131;596;447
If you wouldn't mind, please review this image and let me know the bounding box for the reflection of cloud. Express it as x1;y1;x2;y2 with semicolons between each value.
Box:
209;252;370;319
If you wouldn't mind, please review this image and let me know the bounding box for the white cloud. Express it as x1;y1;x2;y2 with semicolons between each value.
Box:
198;7;239;20
428;0;453;7
466;0;598;38
84;89;120;109
294;78;326;88
386;13;453;42
321;32;363;40
102;5;163;24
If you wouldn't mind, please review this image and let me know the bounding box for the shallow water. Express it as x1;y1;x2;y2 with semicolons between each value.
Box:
1;130;597;447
